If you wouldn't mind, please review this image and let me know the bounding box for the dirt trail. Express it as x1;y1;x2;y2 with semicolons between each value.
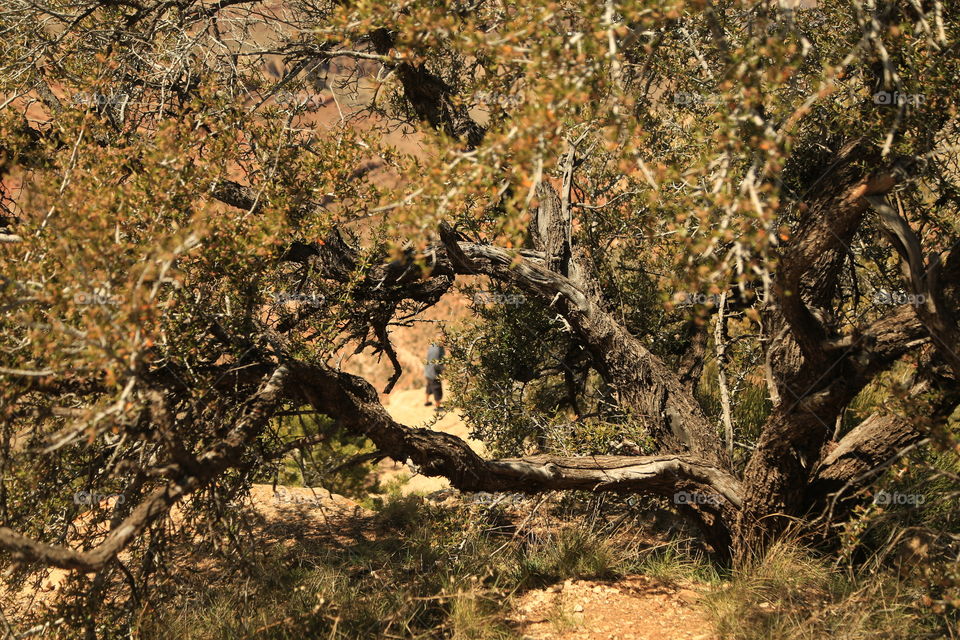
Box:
374;387;486;494
6;393;719;640
513;576;716;640
376;391;718;640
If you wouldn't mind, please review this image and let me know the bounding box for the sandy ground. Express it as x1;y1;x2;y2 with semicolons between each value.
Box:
512;576;716;640
374;392;720;640
373;387;486;494
6;463;720;640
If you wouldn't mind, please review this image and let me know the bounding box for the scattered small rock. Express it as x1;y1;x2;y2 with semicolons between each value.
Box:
676;588;700;604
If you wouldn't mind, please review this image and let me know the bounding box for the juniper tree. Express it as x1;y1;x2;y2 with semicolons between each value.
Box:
0;0;958;624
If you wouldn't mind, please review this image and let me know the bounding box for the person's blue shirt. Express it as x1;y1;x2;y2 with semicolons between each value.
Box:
425;344;444;379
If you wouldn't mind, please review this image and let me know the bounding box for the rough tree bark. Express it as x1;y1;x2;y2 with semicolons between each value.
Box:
2;1;958;577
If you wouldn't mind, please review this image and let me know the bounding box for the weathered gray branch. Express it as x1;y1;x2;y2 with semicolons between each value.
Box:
0;365;290;571
290;358;740;551
866;195;960;377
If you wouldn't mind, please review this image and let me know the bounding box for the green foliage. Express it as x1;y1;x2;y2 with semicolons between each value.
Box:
133;495;650;639
510;525;623;588
2;0;960;635
705;542;949;640
134;496;576;640
444;288;574;456
446;285;653;456
264;412;380;499
833;438;960;621
629;540;722;585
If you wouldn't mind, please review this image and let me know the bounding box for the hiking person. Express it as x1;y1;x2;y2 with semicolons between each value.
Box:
424;341;445;409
